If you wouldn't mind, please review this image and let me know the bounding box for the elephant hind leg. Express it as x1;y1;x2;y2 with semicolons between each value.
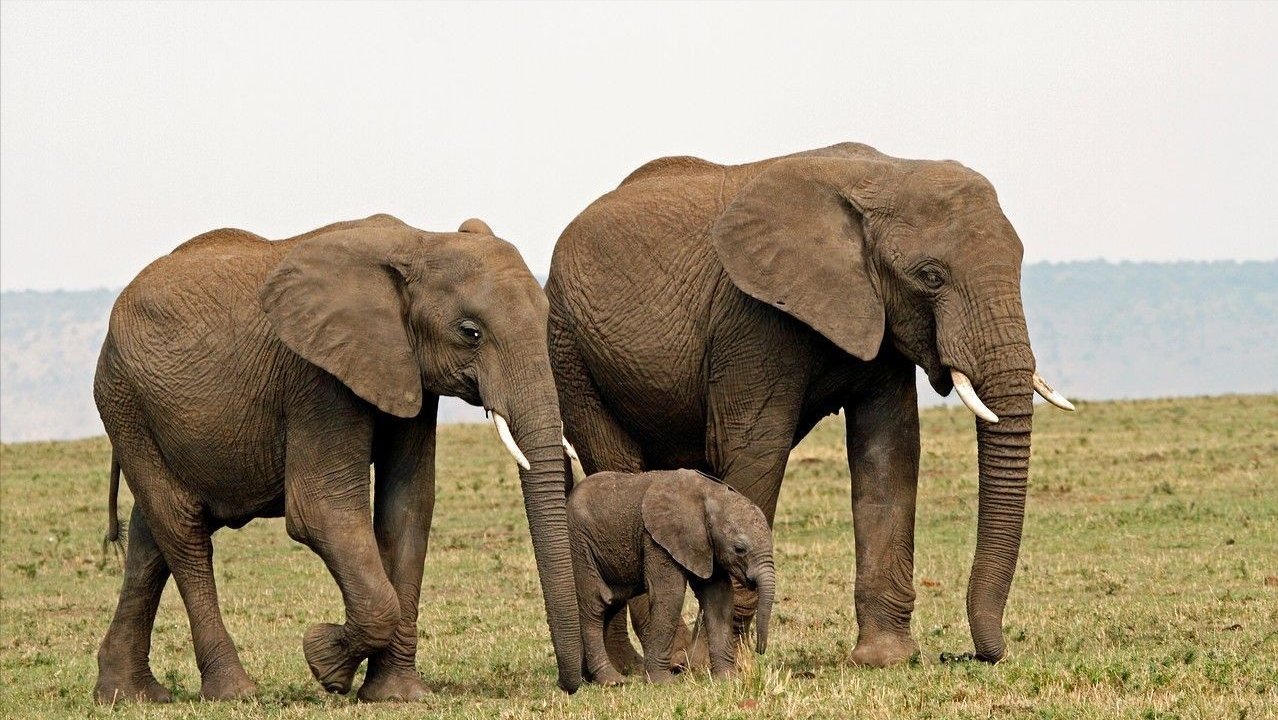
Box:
95;505;173;704
111;433;256;701
580;602;627;685
96;375;257;703
603;601;644;675
551;303;653;670
548;313;644;477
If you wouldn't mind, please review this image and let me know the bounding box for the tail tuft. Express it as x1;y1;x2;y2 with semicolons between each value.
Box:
101;523;127;563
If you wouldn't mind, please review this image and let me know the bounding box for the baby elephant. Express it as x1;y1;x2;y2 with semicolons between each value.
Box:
568;469;775;684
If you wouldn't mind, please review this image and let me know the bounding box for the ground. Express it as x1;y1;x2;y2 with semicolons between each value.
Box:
1;395;1275;719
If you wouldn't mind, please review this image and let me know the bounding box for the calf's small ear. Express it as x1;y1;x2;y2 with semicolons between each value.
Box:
642;475;713;579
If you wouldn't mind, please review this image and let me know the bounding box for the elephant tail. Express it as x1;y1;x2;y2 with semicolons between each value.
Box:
102;454;126;562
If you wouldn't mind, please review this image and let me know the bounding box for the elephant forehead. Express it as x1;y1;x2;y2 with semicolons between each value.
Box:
434;271;548;326
894;170;998;217
421;234;533;276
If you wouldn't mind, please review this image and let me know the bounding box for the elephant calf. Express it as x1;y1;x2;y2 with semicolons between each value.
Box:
567;470;775;684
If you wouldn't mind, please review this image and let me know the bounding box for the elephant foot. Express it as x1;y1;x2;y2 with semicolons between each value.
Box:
357;666;430;702
303;623;363;694
710;664;739;680
94;671;174;704
605;638;644;675
200;665;258;701
586;664;627;687
670;621;709;672
644;667;676;684
850;631;919;668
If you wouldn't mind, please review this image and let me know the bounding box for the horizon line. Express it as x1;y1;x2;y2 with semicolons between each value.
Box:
2;257;1275;295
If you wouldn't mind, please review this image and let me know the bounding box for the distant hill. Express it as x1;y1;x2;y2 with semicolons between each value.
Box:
1019;261;1278;401
2;261;1275;442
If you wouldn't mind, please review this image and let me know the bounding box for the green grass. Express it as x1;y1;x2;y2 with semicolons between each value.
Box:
2;395;1276;719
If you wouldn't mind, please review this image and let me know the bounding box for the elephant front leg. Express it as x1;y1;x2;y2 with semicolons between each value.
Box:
694;576;738;679
285;412;400;695
638;552;688;683
629;595;705;672
847;366;921;667
358;410;438;703
290;509;400;695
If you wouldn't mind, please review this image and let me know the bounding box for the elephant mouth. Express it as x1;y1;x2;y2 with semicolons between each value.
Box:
481;406;577;472
948;368;1076;423
927;364;953;396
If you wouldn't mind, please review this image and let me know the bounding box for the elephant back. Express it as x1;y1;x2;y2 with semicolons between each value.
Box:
617;155;721;188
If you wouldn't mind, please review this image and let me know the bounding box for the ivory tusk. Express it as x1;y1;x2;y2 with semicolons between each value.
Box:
1033;373;1076;412
562;435;579;462
491;412;530;470
951;369;999;423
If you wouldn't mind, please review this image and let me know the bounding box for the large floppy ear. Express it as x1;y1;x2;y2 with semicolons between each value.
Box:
711;155;889;361
260;228;424;418
642;474;713;579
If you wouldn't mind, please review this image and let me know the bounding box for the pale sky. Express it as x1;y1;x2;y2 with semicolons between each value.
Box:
2;1;1275;291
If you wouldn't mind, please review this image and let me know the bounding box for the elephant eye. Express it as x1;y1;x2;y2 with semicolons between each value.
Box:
919;267;945;290
733;542;747;555
459;321;482;345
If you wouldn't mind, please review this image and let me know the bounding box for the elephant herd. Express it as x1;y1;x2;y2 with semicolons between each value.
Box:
91;142;1073;703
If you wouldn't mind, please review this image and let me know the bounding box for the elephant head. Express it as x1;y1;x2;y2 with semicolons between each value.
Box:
259;216;581;691
711;143;1073;662
642;472;776;654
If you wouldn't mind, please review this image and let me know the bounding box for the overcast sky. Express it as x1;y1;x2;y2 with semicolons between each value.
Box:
2;1;1275;291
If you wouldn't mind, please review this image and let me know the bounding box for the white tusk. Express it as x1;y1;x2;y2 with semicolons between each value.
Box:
559;434;580;462
950;369;999;423
559;422;580;462
492;412;530;470
1033;373;1076;412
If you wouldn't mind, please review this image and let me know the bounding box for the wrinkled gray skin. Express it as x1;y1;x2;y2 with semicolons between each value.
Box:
549;143;1048;667
568;470;774;685
93;214;580;703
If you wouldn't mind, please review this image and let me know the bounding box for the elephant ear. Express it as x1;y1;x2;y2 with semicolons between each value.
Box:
642;474;713;579
457;218;493;235
711;155;890;361
260;228;425;419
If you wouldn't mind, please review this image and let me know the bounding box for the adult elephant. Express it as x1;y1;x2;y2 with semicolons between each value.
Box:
94;214;580;702
547;143;1073;668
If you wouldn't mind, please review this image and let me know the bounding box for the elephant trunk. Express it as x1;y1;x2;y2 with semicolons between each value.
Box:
963;330;1035;662
751;559;775;654
487;358;582;693
938;272;1036;663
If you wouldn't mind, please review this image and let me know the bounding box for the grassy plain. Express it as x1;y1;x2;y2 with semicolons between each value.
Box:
2;395;1275;719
